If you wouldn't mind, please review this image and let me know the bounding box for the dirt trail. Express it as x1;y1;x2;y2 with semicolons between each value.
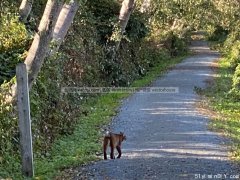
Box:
71;32;239;180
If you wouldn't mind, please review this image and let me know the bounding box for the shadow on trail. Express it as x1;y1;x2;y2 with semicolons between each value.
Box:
74;156;236;180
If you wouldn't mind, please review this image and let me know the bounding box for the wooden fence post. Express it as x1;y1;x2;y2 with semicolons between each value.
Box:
16;63;34;177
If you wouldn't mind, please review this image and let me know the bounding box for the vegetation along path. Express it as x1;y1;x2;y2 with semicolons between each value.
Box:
71;33;239;180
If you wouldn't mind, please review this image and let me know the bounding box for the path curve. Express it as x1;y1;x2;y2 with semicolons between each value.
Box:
72;33;239;180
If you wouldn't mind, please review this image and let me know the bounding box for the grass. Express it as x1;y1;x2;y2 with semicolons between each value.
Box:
201;57;240;161
31;55;187;179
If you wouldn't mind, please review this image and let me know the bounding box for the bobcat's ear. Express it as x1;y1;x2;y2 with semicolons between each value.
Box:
120;132;124;135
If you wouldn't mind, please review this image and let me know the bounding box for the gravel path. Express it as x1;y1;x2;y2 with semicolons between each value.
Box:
72;34;239;180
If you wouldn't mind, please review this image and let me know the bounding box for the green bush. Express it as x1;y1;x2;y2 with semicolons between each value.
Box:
85;0;120;44
126;11;149;41
222;32;239;54
159;31;189;57
227;41;240;69
207;25;229;42
0;15;29;53
28;53;89;154
231;63;240;99
0;79;22;178
0;15;31;84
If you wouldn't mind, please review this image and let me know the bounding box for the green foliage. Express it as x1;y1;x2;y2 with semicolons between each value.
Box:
30;55;73;152
231;63;240;99
205;7;240;157
207;25;228;42
85;0;148;45
126;11;149;41
202;58;240;160
61;7;106;87
170;32;189;56
0;14;31;84
85;0;120;44
155;31;189;57
0;79;22;178
0;15;29;52
205;1;240;103
223;40;240;69
0;1;18;16
229;42;240;68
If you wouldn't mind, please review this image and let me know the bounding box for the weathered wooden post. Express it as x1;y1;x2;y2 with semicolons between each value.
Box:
16;63;34;177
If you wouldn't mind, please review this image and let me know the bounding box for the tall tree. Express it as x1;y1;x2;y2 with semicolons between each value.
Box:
24;0;63;88
19;0;33;22
8;0;81;103
115;0;135;51
52;0;80;54
10;0;64;102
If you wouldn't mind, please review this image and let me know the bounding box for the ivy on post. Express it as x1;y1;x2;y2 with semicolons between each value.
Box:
16;63;34;177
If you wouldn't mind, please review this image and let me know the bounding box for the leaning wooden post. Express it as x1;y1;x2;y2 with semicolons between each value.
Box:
16;63;34;177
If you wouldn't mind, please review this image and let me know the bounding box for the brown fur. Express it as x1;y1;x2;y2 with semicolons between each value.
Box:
103;132;126;160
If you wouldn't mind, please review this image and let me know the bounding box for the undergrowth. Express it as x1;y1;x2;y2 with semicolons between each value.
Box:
202;58;240;161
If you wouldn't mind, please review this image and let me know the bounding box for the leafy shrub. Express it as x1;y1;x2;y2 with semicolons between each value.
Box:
85;0;120;44
126;11;149;41
0;15;29;53
160;31;189;56
207;25;229;42
223;32;239;53
230;63;240;99
29;54;85;153
0;79;22;178
226;41;240;69
0;15;31;84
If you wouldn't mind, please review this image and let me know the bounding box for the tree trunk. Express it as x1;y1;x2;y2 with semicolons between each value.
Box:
51;0;80;54
19;0;33;22
115;0;135;51
25;0;63;88
10;0;63;102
